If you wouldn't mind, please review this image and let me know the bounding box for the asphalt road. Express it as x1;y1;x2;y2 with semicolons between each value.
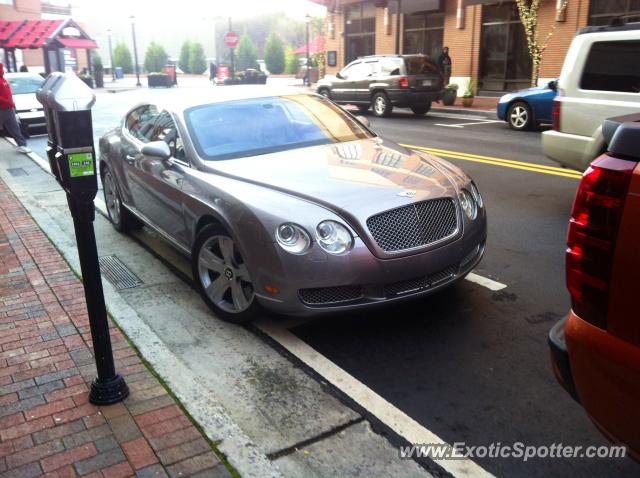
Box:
291;110;637;477
22;92;637;477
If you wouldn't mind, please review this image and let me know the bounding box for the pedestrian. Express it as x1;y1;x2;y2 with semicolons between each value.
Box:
209;62;218;82
437;46;452;86
0;63;31;154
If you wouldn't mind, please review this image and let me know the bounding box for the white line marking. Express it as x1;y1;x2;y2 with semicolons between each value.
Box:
465;272;507;291
256;318;496;478
436;120;503;128
434;123;464;128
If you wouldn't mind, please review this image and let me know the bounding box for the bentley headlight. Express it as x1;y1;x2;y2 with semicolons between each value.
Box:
469;182;483;208
459;189;477;220
315;220;353;254
275;223;310;254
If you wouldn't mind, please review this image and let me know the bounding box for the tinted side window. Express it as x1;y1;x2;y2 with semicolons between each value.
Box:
379;58;404;76
149;111;186;161
580;41;640;93
125;105;159;143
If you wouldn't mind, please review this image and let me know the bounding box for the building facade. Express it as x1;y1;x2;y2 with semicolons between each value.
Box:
0;0;90;72
313;0;640;92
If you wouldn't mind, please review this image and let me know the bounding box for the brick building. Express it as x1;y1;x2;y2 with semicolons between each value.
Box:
0;0;91;73
311;0;640;93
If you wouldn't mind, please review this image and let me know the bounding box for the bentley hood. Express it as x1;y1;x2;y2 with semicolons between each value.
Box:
204;139;463;222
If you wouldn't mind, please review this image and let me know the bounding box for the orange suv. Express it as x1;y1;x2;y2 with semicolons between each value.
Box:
549;113;640;459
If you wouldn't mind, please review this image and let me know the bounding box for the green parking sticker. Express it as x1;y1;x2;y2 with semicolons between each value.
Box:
68;152;95;178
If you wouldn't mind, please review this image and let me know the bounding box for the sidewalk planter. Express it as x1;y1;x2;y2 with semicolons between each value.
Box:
461;97;475;107
148;73;172;88
442;88;457;106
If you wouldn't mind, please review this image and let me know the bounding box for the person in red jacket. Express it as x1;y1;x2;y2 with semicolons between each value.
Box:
0;63;31;154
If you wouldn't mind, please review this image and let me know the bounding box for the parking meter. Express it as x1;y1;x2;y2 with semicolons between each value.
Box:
37;73;128;405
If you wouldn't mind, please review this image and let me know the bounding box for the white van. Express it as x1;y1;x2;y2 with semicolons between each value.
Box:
542;23;640;171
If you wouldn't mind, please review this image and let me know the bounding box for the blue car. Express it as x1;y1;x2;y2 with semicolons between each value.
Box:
497;80;557;131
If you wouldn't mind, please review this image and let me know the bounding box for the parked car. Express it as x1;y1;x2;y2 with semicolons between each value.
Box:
5;72;46;133
549;113;640;459
543;22;640;171
316;54;444;117
99;87;486;323
497;80;557;130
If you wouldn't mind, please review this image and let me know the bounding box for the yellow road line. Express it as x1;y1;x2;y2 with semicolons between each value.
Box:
401;143;583;180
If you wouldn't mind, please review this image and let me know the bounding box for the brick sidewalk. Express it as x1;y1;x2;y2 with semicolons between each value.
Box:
0;178;233;477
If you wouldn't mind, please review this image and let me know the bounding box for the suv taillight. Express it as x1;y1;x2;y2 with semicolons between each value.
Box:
552;96;561;131
399;76;409;88
566;155;634;328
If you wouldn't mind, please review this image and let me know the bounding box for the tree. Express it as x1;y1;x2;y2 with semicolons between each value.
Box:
235;33;258;71
264;31;285;74
178;40;193;73
144;42;169;73
515;0;567;86
284;46;298;75
189;42;207;75
112;42;133;74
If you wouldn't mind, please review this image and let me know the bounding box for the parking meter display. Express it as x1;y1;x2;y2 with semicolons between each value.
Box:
68;152;95;178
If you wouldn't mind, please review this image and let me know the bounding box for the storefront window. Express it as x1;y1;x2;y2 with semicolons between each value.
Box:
479;4;531;91
589;0;640;25
403;12;445;58
345;3;376;64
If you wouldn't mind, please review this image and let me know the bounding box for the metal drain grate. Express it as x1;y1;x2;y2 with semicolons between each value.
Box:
99;255;143;290
7;168;28;177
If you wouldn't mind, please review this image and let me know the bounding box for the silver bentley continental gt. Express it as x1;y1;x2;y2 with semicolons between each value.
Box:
99;87;487;323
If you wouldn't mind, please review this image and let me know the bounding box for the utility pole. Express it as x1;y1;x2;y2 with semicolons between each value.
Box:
130;16;141;87
107;29;115;82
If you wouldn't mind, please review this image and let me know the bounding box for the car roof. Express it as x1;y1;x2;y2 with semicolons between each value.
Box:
132;86;318;114
4;72;43;79
578;21;640;35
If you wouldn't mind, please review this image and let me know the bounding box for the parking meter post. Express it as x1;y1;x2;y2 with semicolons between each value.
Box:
36;73;128;406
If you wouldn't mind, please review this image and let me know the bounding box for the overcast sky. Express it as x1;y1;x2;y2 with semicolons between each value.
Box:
72;0;326;23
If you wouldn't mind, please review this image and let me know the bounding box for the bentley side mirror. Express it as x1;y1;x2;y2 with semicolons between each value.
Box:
355;115;370;127
141;141;171;161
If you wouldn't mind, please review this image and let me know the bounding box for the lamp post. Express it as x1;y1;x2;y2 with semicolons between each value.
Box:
130;16;141;87
305;13;311;86
107;29;115;82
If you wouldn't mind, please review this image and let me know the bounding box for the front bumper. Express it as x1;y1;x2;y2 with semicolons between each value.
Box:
16;110;46;130
548;316;580;403
253;211;487;316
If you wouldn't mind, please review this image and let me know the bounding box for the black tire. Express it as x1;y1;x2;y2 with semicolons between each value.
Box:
101;167;141;233
192;224;262;324
357;104;369;113
371;92;393;117
410;103;431;116
318;88;331;99
507;101;532;131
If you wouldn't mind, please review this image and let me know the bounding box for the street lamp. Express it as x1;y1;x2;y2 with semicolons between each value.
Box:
305;13;311;86
130;15;141;87
107;29;115;82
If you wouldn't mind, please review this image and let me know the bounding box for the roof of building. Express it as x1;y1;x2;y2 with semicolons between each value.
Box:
0;19;96;50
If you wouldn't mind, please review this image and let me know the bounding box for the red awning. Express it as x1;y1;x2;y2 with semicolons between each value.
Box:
294;36;326;55
57;37;98;49
0;21;24;42
4;20;64;48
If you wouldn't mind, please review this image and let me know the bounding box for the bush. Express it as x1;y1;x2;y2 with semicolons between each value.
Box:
144;42;169;74
189;42;207;74
178;40;192;73
284;46;297;75
113;42;133;74
264;31;285;74
236;33;258;71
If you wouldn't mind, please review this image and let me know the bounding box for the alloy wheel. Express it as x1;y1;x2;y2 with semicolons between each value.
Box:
510;105;528;129
104;172;121;225
197;235;254;314
374;96;387;115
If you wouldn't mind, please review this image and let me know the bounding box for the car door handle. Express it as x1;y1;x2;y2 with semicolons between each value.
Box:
125;155;135;164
